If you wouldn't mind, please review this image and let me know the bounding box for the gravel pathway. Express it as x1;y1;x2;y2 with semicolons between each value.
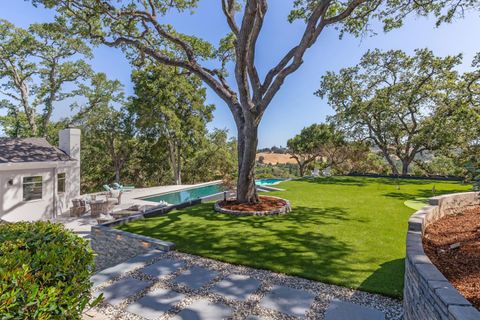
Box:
86;251;403;320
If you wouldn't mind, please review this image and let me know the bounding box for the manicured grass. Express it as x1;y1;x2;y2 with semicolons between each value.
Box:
118;176;471;298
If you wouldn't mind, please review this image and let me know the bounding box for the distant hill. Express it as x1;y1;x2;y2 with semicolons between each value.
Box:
256;152;297;164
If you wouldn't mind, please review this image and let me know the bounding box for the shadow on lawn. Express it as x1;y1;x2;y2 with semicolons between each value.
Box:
122;204;369;285
357;258;405;299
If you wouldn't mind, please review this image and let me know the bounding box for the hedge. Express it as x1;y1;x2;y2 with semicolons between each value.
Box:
0;221;100;319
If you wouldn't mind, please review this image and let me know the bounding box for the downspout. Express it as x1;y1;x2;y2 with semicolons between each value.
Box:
52;166;57;220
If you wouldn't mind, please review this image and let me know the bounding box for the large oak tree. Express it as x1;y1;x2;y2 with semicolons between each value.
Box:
30;0;479;202
318;49;463;175
0;20;92;136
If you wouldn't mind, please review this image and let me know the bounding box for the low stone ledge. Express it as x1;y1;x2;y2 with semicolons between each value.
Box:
404;191;480;320
91;224;175;271
213;196;292;216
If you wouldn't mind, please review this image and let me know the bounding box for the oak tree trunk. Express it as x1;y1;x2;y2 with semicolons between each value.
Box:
401;159;410;176
236;121;259;203
299;163;305;177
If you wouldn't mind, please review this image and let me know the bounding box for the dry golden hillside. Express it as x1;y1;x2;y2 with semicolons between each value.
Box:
256;152;297;164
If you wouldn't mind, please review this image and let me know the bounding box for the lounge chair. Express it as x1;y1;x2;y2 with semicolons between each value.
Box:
112;182;135;191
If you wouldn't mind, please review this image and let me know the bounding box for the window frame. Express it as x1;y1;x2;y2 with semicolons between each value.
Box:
57;172;66;194
22;176;43;202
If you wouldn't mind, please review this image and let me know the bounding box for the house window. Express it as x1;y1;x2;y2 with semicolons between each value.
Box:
57;173;66;193
23;176;42;201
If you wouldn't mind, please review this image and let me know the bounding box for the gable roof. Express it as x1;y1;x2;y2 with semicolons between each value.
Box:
0;138;74;164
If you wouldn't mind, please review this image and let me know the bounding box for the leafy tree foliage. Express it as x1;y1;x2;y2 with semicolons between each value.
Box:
318;49;463;175
287;123;341;176
0;19;91;136
129;64;214;185
29;0;477;202
71;74;137;190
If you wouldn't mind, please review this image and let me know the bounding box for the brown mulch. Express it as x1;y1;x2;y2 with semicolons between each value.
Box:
218;196;288;212
423;206;480;309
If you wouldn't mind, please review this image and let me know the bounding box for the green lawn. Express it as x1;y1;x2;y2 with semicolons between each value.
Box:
117;176;470;298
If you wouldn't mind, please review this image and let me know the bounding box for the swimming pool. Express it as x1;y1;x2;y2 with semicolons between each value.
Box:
255;178;288;186
140;183;226;205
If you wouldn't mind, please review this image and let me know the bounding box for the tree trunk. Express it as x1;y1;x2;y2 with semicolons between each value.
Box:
114;166;121;183
236;121;259;203
299;163;305;177
401;159;410;176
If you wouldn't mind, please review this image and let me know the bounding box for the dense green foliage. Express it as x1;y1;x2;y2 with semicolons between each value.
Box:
318;49;466;175
129;64;215;185
118;176;471;298
0;222;99;319
0;19;92;137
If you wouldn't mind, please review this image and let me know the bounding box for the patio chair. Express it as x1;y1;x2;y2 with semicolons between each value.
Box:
107;190;123;205
112;182;135;191
311;168;320;177
103;184;113;192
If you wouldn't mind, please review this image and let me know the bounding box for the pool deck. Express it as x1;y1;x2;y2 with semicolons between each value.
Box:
57;181;222;239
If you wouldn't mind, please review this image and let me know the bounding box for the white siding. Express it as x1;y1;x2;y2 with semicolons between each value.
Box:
0;162;80;222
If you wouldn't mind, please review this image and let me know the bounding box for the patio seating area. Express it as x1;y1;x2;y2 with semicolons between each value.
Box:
56;183;213;238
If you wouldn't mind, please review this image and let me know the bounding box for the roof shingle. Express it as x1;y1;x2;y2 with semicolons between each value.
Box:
0;138;74;163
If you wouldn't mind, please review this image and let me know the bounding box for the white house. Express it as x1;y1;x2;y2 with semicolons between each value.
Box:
0;128;81;222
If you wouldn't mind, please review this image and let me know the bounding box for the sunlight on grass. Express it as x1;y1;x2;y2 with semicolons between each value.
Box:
117;176;471;298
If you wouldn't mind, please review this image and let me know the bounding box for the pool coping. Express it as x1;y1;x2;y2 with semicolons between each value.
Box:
135;180;223;202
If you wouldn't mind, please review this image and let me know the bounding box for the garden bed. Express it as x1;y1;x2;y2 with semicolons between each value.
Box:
214;195;291;216
423;206;480;309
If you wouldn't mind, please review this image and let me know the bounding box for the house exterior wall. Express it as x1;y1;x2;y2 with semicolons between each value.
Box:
0;162;80;222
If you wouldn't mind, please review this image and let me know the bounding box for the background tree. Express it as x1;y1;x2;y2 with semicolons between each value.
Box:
30;0;477;203
184;129;238;184
0;20;92;137
70;74;136;190
318;49;462;175
129;64;214;185
287;123;341;176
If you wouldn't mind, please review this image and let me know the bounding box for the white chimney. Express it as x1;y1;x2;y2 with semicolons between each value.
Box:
59;128;81;162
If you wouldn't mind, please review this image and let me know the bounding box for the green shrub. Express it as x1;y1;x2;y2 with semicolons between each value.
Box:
0;221;100;319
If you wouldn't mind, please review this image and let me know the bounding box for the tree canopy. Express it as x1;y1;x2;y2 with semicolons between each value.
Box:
0;19;92;136
317;49;464;175
27;0;480;202
129;64;214;185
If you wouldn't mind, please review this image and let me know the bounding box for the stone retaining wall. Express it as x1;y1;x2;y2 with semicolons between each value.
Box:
90;190;232;271
91;219;175;271
404;192;480;320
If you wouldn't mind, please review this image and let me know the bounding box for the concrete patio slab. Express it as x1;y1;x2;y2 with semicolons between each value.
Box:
171;299;233;320
325;299;385;320
210;274;261;301
139;258;185;279
98;277;151;306
173;266;219;289
126;288;185;320
91;250;164;287
259;285;316;318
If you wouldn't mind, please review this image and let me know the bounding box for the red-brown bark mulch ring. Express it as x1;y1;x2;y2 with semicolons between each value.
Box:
423;206;480;309
214;196;291;216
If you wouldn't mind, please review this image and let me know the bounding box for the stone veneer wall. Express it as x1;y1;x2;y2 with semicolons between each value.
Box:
404;192;480;320
91;214;175;271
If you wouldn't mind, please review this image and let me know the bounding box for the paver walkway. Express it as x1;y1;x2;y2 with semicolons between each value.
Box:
88;250;402;320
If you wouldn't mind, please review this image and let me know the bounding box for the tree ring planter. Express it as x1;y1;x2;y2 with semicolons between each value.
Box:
214;196;292;216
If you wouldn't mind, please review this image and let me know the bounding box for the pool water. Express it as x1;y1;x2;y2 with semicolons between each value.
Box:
255;178;287;186
141;184;225;205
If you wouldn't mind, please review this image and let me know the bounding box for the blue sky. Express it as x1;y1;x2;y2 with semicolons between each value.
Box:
1;1;479;147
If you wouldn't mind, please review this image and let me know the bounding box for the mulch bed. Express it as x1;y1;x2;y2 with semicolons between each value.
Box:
423;206;480;309
218;196;288;212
